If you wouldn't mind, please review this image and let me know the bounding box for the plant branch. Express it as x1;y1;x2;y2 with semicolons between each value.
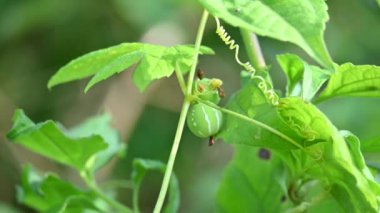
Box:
240;29;273;84
133;184;140;213
175;63;187;95
185;12;209;96
153;10;209;213
240;29;265;70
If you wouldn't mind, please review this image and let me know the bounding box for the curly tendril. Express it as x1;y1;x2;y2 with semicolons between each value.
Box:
286;117;318;141
214;17;279;105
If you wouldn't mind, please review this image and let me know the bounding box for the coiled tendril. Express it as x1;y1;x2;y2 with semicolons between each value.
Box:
214;17;279;105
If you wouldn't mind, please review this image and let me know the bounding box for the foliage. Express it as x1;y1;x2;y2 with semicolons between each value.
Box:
5;0;380;212
197;0;333;68
47;43;214;92
7;111;178;212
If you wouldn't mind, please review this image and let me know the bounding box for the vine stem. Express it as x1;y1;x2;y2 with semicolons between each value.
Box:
133;183;140;213
153;10;209;213
240;29;273;84
175;63;187;95
240;29;265;70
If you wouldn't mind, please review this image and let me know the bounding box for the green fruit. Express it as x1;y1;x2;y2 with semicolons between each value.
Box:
187;103;223;138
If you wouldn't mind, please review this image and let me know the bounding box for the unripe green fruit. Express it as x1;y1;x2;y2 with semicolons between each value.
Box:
187;103;223;138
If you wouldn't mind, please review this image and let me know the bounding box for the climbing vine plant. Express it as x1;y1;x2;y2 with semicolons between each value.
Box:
6;0;380;212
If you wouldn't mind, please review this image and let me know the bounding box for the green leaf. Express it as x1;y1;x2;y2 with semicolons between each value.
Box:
277;97;335;142
217;78;325;150
252;97;380;211
277;54;304;96
131;159;179;213
48;43;143;89
327;133;380;212
277;54;331;101
303;63;330;102
340;131;375;180
17;165;100;213
228;95;380;212
306;130;380;211
317;63;380;102
276;129;380;212
66;112;126;171
216;145;292;212
54;196;102;213
7;110;107;171
47;42;214;92
198;0;333;68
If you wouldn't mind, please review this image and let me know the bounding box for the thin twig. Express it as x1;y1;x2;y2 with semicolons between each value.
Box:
175;63;187;95
153;10;209;213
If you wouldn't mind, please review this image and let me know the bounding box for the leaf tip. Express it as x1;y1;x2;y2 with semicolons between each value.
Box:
6;109;28;140
47;75;57;88
83;85;91;94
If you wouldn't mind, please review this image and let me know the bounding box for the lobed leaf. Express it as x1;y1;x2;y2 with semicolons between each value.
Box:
17;166;100;213
277;54;304;96
273;129;380;212
340;130;375;180
303;64;331;102
47;42;214;92
224;89;380;210
277;97;335;142
48;43;143;89
198;0;333;68
7;110;108;171
323;131;380;212
277;53;331;101
66;112;126;172
317;63;380;102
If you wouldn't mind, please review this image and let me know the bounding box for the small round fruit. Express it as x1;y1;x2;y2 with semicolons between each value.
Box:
187;103;223;138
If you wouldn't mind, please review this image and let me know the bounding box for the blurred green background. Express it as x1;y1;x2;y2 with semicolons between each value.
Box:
0;0;379;212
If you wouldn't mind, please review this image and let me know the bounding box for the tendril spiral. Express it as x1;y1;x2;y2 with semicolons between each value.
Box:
214;17;279;105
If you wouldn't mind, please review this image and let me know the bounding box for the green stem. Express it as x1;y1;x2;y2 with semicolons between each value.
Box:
185;11;209;96
195;98;306;151
153;10;209;213
240;29;273;84
175;63;187;95
240;29;265;70
81;171;132;213
133;185;140;213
